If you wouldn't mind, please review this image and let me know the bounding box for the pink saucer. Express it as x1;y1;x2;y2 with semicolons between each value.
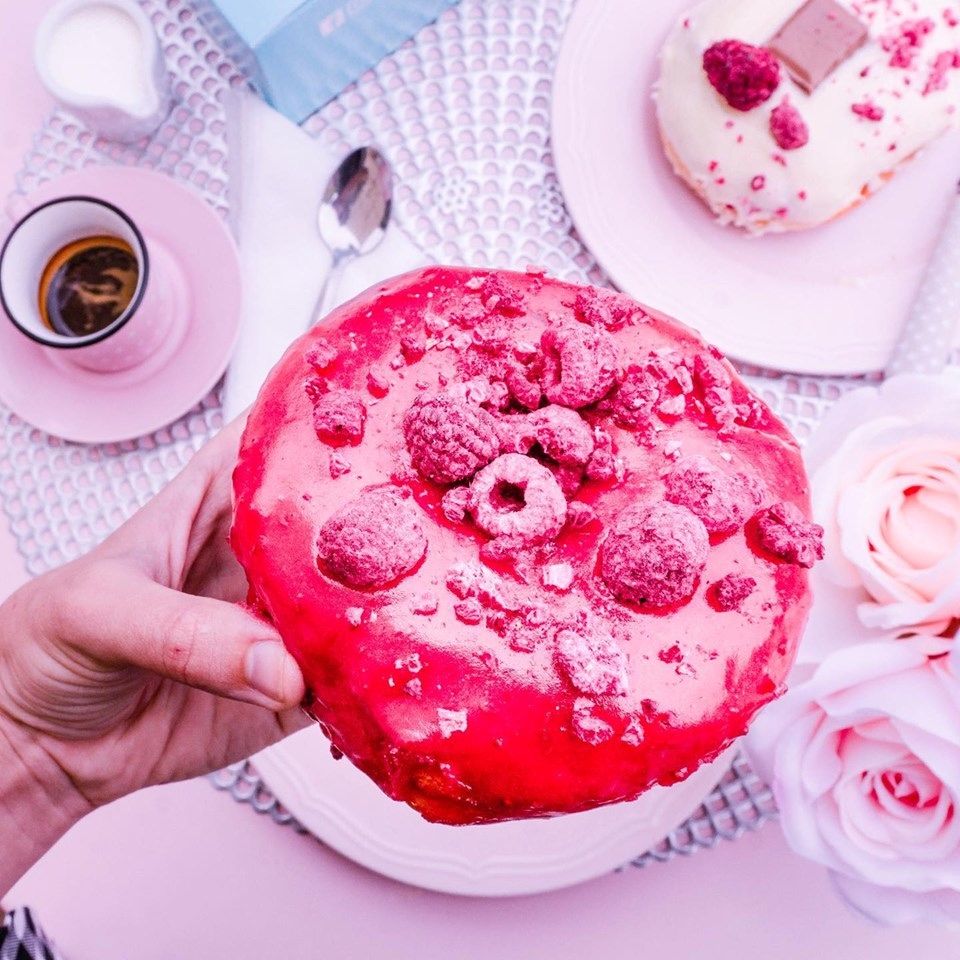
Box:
0;166;241;443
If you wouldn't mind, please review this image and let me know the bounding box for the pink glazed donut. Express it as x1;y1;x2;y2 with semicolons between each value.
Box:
231;267;822;825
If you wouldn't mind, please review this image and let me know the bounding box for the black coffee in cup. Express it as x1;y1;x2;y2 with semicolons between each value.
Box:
37;234;139;337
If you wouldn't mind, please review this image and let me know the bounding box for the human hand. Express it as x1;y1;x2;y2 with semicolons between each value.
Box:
0;417;307;893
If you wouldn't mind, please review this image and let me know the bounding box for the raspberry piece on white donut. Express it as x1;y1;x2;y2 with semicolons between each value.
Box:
540;324;619;408
769;99;809;150
528;405;595;466
403;393;501;484
317;488;427;589
601;502;709;607
702;39;780;111
663;456;762;535
312;388;367;448
754;501;825;568
469;453;567;545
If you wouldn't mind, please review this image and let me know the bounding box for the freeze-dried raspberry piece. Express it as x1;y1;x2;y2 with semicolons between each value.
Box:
329;453;351;479
703;39;780;111
400;333;426;364
613;353;693;430
541;324;619;408
455;598;484;625
572;698;614;745
710;573;757;612
663;456;762;535
573;289;639;330
477;274;526;315
769;99;809;150
566;501;598;529
470;454;567;545
312;389;367;447
367;368;389;398
601;502;709;607
754;501;824;568
306;337;338;371
528;405;595;466
692;354;738;433
554;617;629;696
505;359;544;410
851;100;884;121
317;488;427;589
440;486;471;524
403;393;501;484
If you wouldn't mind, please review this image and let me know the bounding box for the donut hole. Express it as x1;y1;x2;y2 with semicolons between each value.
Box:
490;480;527;514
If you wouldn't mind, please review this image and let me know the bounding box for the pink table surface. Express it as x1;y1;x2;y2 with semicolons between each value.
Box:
1;2;959;955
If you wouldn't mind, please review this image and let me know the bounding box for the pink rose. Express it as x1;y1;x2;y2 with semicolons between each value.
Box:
803;373;960;660
747;641;960;924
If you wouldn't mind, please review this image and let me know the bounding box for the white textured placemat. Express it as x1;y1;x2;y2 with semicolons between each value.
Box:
0;0;933;870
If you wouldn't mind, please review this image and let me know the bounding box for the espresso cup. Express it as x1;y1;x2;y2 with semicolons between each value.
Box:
0;196;174;373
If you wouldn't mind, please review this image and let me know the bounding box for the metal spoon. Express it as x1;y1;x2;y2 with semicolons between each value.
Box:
310;146;393;327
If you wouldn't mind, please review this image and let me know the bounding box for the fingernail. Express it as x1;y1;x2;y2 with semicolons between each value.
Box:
244;641;291;704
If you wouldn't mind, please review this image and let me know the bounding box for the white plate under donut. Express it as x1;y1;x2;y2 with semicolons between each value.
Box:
253;729;736;897
551;0;960;375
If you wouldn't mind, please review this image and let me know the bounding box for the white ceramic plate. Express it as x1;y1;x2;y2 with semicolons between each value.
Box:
254;728;737;897
551;0;960;375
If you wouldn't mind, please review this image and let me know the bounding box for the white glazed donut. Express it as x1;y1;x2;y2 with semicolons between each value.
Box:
655;0;960;233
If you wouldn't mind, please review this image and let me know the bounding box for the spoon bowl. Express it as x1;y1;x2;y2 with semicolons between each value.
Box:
318;146;393;260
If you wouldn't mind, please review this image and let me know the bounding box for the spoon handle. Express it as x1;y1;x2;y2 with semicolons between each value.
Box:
309;250;348;329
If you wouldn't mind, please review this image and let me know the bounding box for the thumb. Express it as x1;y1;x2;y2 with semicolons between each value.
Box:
62;562;305;711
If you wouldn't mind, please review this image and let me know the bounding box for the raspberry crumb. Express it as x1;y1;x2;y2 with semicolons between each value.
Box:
317;488;427;589
403;393;501;484
312;389;367;447
852;100;885;121
769;99;809;150
528;405;595;466
477;274;525;315
710;573;757;612
566;501;598;529
882;17;934;68
924;50;960;95
555;617;628;696
543;562;574;590
505;360;544;410
600;502;709;607
541;324;620;408
750;175;766;191
571;698;614;745
573;289;639;330
437;708;468;738
410;592;439;616
454;597;484;625
754;501;824;568
663;456;762;535
440;486;472;524
329;452;351;478
306;338;338;371
469;454;567;546
702;39;780;111
367;368;389;398
400;333;426;364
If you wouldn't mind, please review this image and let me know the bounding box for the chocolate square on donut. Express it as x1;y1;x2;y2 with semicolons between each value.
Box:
769;0;868;93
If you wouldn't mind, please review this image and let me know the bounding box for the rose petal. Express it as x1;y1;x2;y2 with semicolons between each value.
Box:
832;871;960;925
